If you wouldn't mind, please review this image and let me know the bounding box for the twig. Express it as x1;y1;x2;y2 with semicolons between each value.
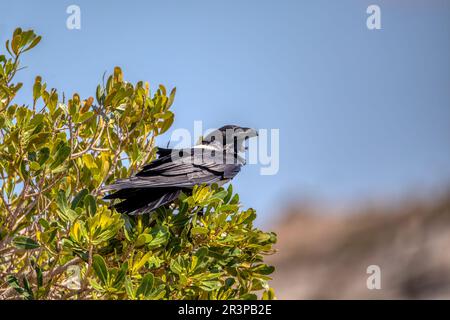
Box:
70;119;105;159
0;257;83;300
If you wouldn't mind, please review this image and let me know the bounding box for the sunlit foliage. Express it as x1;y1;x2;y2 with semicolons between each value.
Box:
0;28;276;300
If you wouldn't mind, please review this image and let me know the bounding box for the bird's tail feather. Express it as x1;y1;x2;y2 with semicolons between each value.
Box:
105;187;181;215
100;179;134;193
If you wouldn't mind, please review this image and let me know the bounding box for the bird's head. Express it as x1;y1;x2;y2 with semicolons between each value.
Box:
202;125;258;152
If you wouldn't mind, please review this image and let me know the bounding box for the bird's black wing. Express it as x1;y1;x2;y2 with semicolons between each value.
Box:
103;147;242;215
104;147;241;191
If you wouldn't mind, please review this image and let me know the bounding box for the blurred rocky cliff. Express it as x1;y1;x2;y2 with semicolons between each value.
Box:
266;191;450;299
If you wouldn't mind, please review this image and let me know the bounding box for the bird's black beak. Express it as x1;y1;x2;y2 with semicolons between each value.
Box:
239;127;258;139
233;127;258;152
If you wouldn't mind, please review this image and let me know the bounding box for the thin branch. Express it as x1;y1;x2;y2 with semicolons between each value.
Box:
70;119;106;159
0;257;83;300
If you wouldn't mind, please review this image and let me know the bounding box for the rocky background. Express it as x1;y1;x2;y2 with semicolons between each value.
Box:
266;190;450;299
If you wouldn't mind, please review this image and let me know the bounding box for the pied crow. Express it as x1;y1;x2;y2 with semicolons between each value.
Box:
102;125;258;215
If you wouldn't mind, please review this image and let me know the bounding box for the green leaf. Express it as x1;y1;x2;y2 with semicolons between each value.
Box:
124;276;135;299
262;288;276;300
191;226;208;235
92;254;108;285
230;193;240;205
56;190;79;223
147;226;169;249
135;233;153;248
252;264;275;275
22;276;34;300
6;275;24;294
12;236;40;250
76;111;94;123
71;189;88;209
84;194;97;216
219;204;239;214
211;189;228;200
198;280;222;291
158;84;166;96
32;76;42;101
37;147;50;166
167;87;176;107
195;247;208;261
29;161;41;171
50;143;71;170
158;113;174;134
113;262;128;288
169;259;183;275
28;113;45;129
132;251;153;273
223;185;233;204
35;265;43;288
19;160;28;181
88;278;104;291
240;293;258;300
136;273;154;298
25;35;41;52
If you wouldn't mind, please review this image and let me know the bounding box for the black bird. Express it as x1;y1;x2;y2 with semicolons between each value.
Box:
103;125;258;215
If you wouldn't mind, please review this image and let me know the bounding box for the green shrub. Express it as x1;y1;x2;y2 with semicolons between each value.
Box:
0;28;277;300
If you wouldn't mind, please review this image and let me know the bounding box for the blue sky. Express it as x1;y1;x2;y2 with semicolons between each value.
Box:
1;0;449;225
